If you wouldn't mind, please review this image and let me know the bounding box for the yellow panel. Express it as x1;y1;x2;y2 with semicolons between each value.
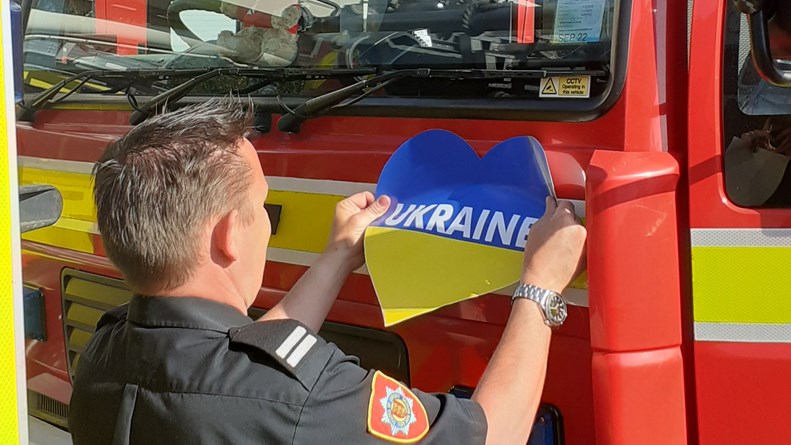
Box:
266;190;342;253
0;2;20;441
21;225;94;254
692;246;791;323
365;226;522;326
19;168;95;221
16;167;340;255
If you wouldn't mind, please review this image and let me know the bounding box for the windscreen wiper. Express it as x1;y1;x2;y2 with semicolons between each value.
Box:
18;69;111;121
17;68;220;121
276;68;606;133
128;67;377;125
18;66;377;124
277;68;429;133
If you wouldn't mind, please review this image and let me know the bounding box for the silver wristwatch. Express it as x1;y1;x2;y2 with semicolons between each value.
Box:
512;283;568;328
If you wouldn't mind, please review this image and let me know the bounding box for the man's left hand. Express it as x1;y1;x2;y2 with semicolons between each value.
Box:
326;192;391;271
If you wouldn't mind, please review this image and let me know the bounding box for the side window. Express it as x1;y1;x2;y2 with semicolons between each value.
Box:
723;4;791;208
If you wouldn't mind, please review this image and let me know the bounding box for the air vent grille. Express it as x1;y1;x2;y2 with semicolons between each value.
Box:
28;391;69;428
61;269;132;381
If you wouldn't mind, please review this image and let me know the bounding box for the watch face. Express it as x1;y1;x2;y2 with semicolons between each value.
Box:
545;294;568;325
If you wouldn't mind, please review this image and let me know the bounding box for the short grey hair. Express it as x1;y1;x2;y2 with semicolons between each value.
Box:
93;98;255;293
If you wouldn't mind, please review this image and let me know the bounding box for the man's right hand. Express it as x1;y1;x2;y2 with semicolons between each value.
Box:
472;197;587;445
521;198;587;293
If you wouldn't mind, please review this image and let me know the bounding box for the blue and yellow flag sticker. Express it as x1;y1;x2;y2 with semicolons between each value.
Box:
364;129;554;326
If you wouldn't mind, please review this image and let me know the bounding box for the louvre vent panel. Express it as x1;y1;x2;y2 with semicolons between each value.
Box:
62;270;132;381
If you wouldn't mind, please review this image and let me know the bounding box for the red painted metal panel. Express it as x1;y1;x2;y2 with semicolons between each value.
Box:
19;112;600;440
587;150;683;351
592;347;687;445
586;149;687;443
694;341;791;445
620;0;662;153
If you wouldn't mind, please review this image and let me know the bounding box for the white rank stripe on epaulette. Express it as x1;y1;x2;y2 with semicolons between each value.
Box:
275;326;317;368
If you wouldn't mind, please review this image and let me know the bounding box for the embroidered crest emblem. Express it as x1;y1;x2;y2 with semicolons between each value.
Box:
367;371;429;443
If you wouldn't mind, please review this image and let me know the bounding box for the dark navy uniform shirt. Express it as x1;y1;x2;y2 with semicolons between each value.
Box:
68;296;487;444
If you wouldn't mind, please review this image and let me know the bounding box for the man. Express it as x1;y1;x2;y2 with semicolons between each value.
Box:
69;98;586;444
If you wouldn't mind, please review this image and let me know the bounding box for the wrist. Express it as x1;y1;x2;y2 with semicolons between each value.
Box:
520;273;564;295
319;245;358;274
512;282;568;328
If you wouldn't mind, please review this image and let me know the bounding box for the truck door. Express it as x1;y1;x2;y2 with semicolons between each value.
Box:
688;1;791;443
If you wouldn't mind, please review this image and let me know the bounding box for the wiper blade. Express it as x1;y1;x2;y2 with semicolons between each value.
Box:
277;68;430;133
129;67;377;125
276;68;605;133
18;69;113;121
17;68;228;121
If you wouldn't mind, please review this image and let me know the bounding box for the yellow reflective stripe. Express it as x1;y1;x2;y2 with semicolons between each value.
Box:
17;157;592;309
691;228;791;342
266;190;343;253
22;223;96;254
692;245;791;324
18;167;98;253
0;2;23;442
692;246;791;323
16;164;343;255
19;167;96;222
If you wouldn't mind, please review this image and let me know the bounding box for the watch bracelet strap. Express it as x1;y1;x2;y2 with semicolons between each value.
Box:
511;283;556;305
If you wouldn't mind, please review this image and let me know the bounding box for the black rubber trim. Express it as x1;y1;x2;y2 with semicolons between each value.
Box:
742;3;791;87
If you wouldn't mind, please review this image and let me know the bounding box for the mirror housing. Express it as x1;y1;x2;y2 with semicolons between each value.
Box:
737;0;791;87
19;185;63;233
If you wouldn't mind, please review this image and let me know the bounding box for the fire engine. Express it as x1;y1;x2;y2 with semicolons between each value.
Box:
14;0;791;443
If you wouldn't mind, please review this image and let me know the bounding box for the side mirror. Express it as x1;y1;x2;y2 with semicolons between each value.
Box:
736;0;791;87
19;185;63;233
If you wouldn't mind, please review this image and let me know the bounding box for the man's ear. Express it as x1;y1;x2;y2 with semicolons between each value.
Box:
213;209;240;265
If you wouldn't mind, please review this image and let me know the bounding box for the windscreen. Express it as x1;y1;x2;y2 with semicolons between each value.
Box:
24;0;617;100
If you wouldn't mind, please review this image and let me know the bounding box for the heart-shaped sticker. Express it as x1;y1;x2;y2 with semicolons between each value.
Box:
364;129;554;326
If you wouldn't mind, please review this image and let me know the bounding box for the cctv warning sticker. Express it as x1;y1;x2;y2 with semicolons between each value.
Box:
539;75;590;98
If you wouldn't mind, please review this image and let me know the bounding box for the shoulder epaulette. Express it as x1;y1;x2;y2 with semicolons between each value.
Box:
230;319;334;390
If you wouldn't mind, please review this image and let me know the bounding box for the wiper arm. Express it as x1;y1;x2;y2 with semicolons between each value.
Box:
17;69;110;121
129;69;223;125
17;67;224;121
129;67;377;125
277;68;431;133
276;68;606;133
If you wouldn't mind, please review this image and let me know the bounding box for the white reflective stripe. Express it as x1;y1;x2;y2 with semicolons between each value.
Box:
286;334;317;367
691;228;791;247
268;248;369;275
18;156;95;175
275;326;306;359
267;176;375;196
695;322;791;343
